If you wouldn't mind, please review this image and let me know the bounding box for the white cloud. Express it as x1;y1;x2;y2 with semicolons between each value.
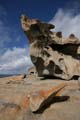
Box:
50;8;80;38
0;5;32;74
0;47;33;74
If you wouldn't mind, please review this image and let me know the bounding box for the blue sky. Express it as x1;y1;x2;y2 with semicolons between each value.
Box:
0;0;80;74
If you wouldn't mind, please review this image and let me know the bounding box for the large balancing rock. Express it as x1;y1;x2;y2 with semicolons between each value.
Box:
21;15;80;80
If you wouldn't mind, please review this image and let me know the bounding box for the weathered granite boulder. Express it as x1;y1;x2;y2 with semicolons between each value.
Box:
21;15;80;80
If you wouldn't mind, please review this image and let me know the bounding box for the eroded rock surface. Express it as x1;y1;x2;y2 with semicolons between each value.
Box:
21;15;80;80
0;75;80;120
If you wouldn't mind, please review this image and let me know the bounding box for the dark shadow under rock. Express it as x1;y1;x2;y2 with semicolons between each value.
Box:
33;96;70;114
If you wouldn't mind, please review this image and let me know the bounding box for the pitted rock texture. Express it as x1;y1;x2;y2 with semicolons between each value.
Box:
21;15;80;80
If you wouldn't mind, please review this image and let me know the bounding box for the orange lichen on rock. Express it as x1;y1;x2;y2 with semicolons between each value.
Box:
20;95;30;110
39;83;66;97
29;83;67;112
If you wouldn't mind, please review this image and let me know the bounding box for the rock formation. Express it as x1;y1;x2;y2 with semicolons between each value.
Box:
0;15;80;120
21;15;80;80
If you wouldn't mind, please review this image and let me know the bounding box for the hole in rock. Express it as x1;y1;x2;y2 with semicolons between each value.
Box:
49;43;80;59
